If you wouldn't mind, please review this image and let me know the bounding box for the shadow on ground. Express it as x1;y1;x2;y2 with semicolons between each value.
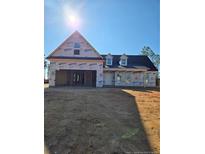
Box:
44;87;157;154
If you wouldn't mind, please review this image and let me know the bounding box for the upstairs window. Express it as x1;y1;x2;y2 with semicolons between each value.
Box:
74;49;80;55
106;53;113;65
74;42;81;48
106;58;112;65
120;59;127;66
120;54;128;66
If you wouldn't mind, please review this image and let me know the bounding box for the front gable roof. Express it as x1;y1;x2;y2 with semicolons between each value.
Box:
47;31;103;60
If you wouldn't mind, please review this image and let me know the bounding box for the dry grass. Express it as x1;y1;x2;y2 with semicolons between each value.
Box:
45;87;160;154
123;88;160;153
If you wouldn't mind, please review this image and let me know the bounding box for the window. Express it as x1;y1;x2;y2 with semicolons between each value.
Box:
74;49;80;55
106;58;112;65
117;74;121;81
120;59;127;66
144;73;149;84
74;42;81;48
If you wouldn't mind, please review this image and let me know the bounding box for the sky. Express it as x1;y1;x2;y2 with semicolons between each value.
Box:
44;0;160;56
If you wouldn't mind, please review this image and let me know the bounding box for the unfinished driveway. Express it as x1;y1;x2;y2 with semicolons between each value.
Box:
45;87;159;154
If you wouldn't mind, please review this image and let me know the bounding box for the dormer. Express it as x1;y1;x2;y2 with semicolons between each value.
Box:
120;54;128;66
105;53;113;65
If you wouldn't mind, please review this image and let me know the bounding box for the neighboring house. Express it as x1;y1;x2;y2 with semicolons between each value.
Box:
47;31;158;87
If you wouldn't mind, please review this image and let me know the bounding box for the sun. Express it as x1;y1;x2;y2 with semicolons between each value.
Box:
63;4;82;30
68;14;81;29
69;15;77;23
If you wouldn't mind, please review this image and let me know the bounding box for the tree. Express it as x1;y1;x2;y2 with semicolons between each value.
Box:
44;54;47;69
44;55;48;80
140;46;160;77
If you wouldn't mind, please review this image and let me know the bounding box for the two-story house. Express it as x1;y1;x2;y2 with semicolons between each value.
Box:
47;31;158;87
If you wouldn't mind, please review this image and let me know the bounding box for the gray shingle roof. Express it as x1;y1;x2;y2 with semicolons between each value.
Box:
101;55;158;71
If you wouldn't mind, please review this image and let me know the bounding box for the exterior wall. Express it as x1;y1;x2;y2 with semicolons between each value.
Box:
144;71;157;87
112;71;157;87
103;72;115;86
48;61;103;87
49;64;157;87
114;71;144;87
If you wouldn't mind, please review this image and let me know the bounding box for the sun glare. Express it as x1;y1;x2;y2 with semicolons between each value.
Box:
63;4;82;30
67;14;81;29
69;15;77;23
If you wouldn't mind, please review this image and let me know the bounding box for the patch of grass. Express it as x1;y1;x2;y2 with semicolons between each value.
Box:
122;89;160;153
121;128;140;139
45;87;159;154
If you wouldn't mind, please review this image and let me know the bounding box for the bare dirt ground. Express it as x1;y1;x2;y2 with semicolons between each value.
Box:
45;86;160;154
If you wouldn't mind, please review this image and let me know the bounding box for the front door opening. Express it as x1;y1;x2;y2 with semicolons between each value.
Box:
72;71;84;86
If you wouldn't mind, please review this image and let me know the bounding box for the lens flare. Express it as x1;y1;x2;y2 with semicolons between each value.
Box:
64;6;82;30
68;14;79;27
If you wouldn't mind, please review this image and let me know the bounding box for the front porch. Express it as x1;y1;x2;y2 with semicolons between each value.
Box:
103;69;157;87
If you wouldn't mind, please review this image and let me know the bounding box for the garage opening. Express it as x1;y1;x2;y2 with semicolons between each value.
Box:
55;70;96;87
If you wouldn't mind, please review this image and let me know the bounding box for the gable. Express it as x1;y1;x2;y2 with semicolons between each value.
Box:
120;54;128;59
105;53;113;59
48;31;102;59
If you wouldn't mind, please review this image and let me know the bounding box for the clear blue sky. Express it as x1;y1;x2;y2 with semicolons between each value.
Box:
45;0;160;56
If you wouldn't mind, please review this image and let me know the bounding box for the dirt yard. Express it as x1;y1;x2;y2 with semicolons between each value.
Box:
44;87;160;154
